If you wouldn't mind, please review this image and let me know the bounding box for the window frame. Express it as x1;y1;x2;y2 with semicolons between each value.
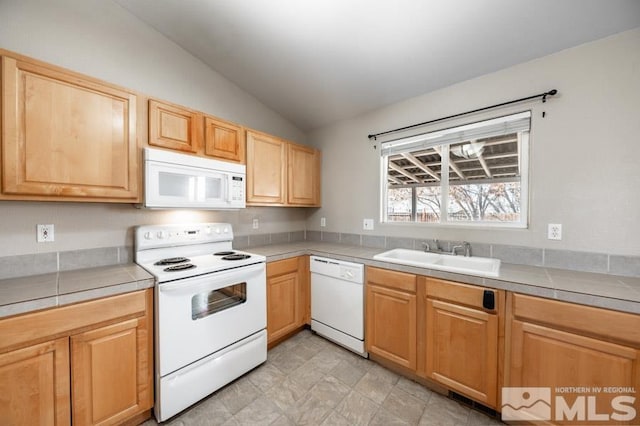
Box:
379;111;531;229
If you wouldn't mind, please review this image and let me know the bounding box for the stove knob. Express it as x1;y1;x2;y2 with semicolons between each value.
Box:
205;227;212;235
157;231;167;239
223;227;229;234
144;232;153;240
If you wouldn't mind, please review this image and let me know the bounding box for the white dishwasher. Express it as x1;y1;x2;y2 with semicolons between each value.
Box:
310;256;367;357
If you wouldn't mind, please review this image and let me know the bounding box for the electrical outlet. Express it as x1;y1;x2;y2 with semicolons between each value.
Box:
252;218;259;230
320;217;326;227
37;224;55;242
548;223;562;240
363;218;374;230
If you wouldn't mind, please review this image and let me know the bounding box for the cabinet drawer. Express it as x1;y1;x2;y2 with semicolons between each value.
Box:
512;293;640;345
0;290;149;352
426;278;498;312
366;266;416;293
267;257;300;277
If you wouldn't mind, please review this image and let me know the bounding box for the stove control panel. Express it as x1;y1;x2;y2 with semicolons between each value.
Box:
135;223;234;250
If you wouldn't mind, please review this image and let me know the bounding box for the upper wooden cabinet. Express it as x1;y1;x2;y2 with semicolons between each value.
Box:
1;54;139;202
148;99;247;164
246;130;321;207
204;116;245;164
288;143;320;206
148;99;202;154
246;131;286;204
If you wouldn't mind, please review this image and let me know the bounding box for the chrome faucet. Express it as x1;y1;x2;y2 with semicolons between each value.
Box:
451;241;472;257
422;239;441;253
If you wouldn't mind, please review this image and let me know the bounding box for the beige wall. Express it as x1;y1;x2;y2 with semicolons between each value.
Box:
2;1;638;258
0;0;307;257
0;203;307;257
307;28;640;256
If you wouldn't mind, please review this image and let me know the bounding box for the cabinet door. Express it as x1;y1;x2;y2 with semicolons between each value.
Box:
149;99;202;153
508;320;639;424
0;338;70;426
365;284;417;370
300;256;311;325
287;143;320;206
425;299;498;407
1;56;138;201
204;116;245;163
267;270;300;344
246;131;286;205
71;316;152;426
505;294;640;424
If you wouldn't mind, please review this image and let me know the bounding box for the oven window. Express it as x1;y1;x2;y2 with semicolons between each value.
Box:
191;282;246;320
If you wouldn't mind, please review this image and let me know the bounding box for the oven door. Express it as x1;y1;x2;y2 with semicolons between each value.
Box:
157;262;266;376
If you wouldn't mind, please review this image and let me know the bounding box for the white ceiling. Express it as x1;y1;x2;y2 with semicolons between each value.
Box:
115;0;640;131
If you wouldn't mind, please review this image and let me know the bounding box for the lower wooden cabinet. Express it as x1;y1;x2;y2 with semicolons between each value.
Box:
420;277;503;408
365;267;417;370
71;317;152;426
0;289;153;426
0;338;70;425
505;293;640;424
266;256;309;344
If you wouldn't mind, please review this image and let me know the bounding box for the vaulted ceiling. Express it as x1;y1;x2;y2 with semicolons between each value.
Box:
115;0;640;131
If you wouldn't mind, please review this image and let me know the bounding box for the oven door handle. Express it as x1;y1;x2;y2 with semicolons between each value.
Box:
157;262;265;295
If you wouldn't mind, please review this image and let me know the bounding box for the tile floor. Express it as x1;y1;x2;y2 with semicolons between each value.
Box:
142;330;504;425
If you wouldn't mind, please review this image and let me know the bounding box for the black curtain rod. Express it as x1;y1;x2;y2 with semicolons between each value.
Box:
367;89;557;140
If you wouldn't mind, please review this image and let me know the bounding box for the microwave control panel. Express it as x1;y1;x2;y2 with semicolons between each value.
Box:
231;176;245;202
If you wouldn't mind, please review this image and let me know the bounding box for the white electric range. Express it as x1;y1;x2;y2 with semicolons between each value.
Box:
135;223;267;422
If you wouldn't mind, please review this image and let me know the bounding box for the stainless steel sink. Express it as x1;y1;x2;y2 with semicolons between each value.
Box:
373;248;500;277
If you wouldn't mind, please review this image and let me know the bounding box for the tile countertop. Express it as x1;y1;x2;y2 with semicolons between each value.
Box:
250;241;640;315
2;242;639;318
0;264;154;319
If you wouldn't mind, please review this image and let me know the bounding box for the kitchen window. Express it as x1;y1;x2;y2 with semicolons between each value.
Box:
380;111;530;227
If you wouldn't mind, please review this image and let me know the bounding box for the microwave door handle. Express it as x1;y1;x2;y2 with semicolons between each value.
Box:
225;174;232;203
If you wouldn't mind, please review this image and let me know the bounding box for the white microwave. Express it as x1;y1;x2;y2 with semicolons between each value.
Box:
142;148;246;209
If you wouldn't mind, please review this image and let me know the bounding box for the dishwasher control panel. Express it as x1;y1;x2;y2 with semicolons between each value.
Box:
310;256;364;283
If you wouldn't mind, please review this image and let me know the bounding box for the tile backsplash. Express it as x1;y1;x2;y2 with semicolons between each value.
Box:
1;229;638;279
306;231;640;278
0;247;131;281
